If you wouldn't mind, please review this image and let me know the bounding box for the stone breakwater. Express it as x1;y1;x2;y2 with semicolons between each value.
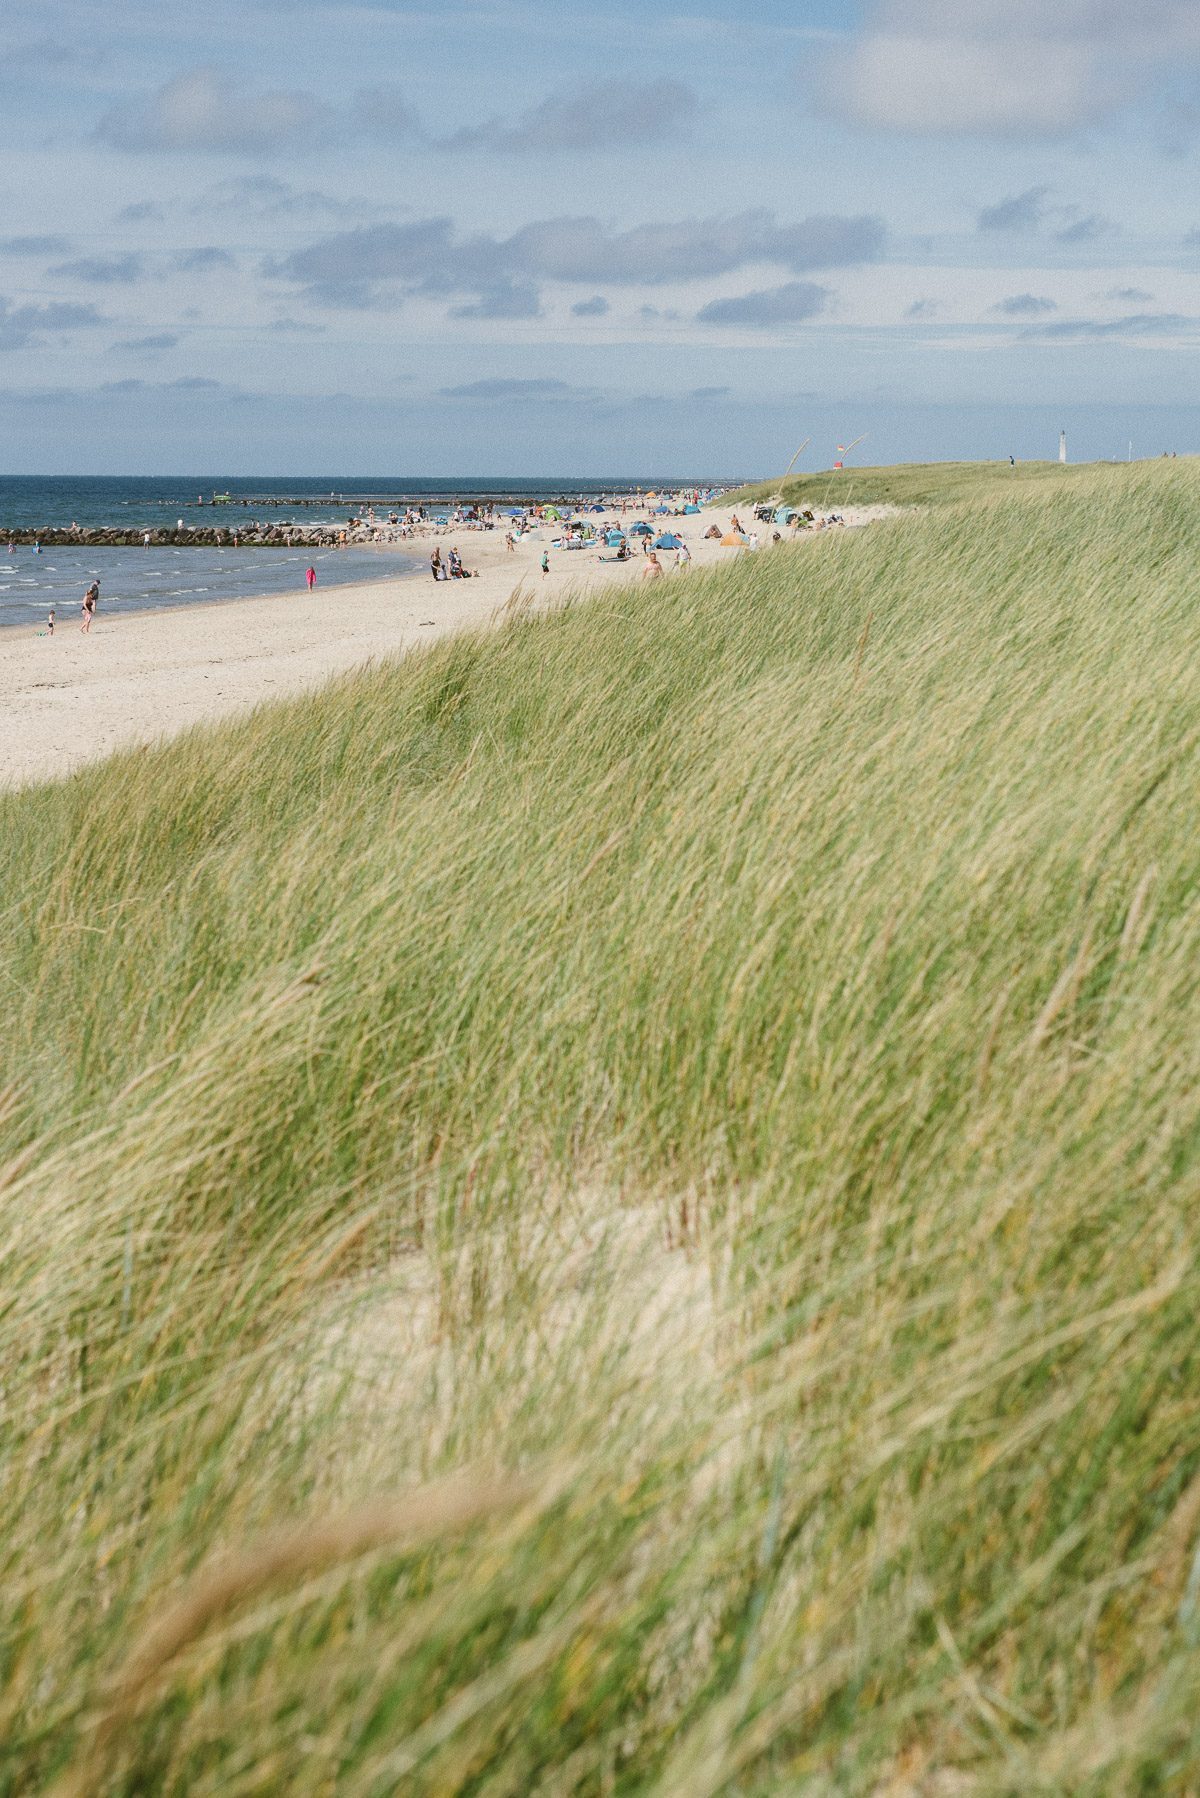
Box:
2;524;350;548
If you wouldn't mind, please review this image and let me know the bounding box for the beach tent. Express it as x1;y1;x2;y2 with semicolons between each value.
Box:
630;521;654;536
543;505;562;520
684;503;701;513
606;531;625;546
654;532;683;549
774;508;798;523
720;531;749;547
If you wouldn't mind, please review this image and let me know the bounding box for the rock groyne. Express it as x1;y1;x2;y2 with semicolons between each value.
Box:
2;525;348;548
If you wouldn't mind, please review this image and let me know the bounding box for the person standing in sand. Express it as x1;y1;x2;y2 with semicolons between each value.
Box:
46;607;55;636
306;565;316;590
81;580;98;633
541;551;550;577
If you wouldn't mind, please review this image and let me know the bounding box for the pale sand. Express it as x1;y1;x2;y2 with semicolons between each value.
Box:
1;502;893;790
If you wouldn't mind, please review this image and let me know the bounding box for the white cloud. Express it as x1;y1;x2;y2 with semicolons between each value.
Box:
819;0;1200;137
97;67;337;154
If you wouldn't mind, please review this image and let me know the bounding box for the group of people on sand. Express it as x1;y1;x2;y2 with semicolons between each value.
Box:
430;546;477;582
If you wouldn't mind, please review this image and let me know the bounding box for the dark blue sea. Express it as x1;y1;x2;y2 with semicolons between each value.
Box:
0;476;715;626
0;476;712;532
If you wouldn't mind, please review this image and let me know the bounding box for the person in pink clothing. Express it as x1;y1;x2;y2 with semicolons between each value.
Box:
305;565;316;590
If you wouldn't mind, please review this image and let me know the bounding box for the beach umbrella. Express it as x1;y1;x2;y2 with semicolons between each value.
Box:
654;532;683;549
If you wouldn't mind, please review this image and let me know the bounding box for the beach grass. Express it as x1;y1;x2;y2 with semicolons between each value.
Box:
725;455;1151;512
3;458;1200;1793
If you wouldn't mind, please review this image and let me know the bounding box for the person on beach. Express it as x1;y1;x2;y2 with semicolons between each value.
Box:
541;551;550;577
431;548;443;581
642;552;665;580
81;581;98;633
306;565;316;590
47;607;55;636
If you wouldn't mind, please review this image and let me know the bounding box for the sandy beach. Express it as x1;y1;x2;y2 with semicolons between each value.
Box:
1;500;892;789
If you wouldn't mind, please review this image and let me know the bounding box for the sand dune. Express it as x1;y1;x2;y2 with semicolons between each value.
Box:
1;504;890;788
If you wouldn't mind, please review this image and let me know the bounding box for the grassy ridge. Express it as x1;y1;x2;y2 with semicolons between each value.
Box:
4;461;1200;1793
725;456;1149;511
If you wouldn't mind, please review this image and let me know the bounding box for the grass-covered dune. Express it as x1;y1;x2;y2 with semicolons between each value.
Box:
727;456;1152;512
4;461;1200;1794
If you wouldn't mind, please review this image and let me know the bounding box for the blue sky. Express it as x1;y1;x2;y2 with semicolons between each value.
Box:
2;0;1199;473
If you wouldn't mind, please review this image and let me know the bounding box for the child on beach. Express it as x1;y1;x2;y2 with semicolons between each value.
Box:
47;608;55;636
306;565;316;589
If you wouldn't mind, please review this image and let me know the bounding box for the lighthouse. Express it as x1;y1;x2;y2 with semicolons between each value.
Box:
1059;430;1068;464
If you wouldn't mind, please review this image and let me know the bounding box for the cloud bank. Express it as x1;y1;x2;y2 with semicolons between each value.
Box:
274;210;886;312
96;68;700;159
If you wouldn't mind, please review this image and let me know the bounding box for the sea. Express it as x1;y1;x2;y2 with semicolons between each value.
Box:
0;476;714;628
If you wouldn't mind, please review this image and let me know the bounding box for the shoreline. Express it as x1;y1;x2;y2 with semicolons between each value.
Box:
1;502;892;791
0;542;422;640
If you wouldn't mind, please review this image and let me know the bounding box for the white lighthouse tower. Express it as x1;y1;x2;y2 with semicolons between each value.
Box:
1059;430;1068;464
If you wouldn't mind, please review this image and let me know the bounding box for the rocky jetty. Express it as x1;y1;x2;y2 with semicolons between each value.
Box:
1;524;348;548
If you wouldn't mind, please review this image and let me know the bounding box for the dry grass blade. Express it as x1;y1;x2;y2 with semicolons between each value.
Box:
58;1473;539;1797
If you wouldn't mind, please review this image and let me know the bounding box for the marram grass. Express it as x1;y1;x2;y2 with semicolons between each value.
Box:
726;455;1149;512
3;460;1200;1794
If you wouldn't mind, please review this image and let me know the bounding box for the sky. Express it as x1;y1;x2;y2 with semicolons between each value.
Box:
2;0;1200;475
